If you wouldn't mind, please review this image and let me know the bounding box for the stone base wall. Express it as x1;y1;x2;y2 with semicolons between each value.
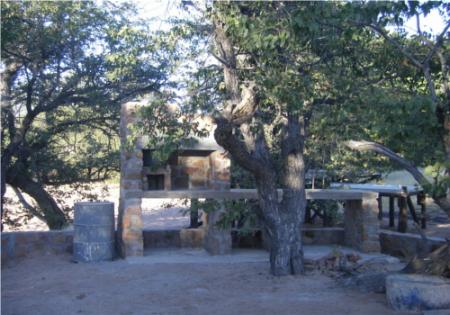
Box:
344;198;380;252
303;227;345;246
1;225;382;265
143;228;206;248
380;230;446;258
141;227;345;251
2;231;73;265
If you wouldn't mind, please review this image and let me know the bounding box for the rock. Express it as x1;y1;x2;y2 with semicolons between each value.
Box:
380;230;446;258
343;272;390;293
422;310;450;315
386;274;450;312
355;256;403;274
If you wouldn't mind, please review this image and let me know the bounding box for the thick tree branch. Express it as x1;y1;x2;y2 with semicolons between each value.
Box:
367;24;423;69
213;20;240;109
214;117;266;176
209;50;232;68
12;186;46;221
422;21;450;66
345;140;429;186
25;74;37;113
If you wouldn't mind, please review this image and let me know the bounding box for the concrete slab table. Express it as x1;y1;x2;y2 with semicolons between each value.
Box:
331;183;426;233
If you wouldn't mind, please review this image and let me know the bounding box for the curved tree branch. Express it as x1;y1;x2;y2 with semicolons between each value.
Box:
345;140;450;218
345;140;429;186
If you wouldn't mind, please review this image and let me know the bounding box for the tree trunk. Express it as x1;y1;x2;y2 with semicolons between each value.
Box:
267;216;304;276
271;112;308;275
255;176;305;276
212;15;306;276
7;173;67;229
1;62;21;230
435;196;450;217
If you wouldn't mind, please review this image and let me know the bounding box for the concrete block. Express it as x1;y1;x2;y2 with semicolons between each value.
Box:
204;230;232;255
422;310;450;315
386;274;450;312
380;230;446;258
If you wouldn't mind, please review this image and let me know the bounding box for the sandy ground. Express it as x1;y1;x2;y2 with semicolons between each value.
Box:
1;247;410;315
3;184;192;232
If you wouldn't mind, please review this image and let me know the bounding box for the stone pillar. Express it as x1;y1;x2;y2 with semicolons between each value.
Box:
203;201;232;255
118;102;144;257
344;196;380;253
209;151;231;190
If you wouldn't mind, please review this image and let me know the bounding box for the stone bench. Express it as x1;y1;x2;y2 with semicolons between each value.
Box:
116;189;380;257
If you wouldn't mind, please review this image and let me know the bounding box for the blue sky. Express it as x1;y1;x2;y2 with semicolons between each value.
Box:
131;0;447;35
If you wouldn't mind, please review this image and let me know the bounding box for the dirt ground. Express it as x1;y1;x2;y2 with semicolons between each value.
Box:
3;184;192;232
2;249;411;315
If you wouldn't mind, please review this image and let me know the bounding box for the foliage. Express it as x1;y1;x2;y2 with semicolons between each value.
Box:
128;96;210;171
1;1;175;228
188;197;259;235
306;200;341;227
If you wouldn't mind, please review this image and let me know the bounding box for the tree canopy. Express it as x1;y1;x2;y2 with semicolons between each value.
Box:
1;1;449;274
1;1;175;228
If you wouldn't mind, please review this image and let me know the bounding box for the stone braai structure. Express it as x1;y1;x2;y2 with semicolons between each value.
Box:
119;100;380;258
118;100;231;257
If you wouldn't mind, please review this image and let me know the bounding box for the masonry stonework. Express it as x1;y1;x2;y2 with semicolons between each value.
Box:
344;197;380;252
118;100;232;257
118;101;145;257
203;201;232;255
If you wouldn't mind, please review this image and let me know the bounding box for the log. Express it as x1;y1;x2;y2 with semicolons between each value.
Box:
402;224;450;278
402;242;450;277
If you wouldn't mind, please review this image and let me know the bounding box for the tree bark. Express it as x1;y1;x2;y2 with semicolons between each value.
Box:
275;112;307;275
1;62;21;230
346;140;450;218
212;17;306;276
7;171;67;229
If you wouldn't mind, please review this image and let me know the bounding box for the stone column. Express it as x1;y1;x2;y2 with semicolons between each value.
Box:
203;201;232;255
209;151;231;190
118;102;144;257
344;195;380;252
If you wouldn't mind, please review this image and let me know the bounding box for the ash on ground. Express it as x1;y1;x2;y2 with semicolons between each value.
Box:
305;248;405;293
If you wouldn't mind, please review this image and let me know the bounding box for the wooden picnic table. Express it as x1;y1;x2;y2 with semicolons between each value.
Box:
330;183;426;233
